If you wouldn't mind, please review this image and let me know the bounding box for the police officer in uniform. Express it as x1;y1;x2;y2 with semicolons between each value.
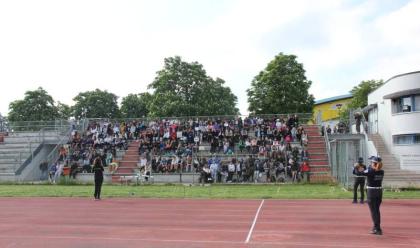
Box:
352;157;367;204
357;156;384;235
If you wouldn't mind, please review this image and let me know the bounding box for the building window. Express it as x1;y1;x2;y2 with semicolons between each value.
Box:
416;95;420;111
393;94;419;113
393;134;420;145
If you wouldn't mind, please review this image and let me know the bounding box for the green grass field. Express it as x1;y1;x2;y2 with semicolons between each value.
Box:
0;184;419;199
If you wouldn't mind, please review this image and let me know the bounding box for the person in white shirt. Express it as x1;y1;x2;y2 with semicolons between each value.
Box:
227;158;236;182
236;160;242;182
54;161;65;183
210;160;219;182
139;156;147;170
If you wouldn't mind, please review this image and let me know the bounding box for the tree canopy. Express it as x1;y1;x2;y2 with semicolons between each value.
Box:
8;87;59;121
349;80;384;109
120;93;151;118
72;89;120;119
339;79;384;124
56;102;72;120
147;56;238;117
247;53;314;114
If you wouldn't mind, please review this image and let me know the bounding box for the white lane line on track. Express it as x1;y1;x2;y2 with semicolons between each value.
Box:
245;199;264;243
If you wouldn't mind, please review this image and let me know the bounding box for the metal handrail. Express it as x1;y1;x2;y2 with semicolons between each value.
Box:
7;119;73;132
324;125;332;168
44;126;74;170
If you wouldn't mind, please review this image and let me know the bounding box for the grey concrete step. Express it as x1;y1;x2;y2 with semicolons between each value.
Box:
0;153;30;159
0;158;20;163
0;167;16;173
7;130;65;137
3;136;62;143
0;142;41;148
383;180;420;187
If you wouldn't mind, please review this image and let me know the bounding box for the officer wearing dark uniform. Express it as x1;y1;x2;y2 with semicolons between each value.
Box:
352;157;367;204
92;156;104;200
357;156;384;235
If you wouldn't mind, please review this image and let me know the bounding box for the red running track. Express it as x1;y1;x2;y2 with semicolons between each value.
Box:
0;198;419;248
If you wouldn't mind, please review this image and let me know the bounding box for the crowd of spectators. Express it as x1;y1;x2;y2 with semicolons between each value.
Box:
47;120;131;181
131;115;311;183
48;115;312;184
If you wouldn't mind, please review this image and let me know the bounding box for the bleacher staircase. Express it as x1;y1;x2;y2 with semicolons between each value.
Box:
111;141;140;183
303;125;332;183
0;130;68;181
368;134;420;187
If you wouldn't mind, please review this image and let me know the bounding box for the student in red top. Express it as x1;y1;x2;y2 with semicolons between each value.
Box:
300;158;311;183
169;123;177;140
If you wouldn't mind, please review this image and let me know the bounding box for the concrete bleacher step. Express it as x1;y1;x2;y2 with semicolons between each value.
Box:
112;141;140;183
307;143;326;148
0;143;38;149
306;147;326;153
0;167;16;173
0;153;30;159
116;168;136;173
304;131;321;137
124;150;138;156
0;158;20;163
308;159;329;166
308;154;328;160
310;166;330;172
118;161;138;166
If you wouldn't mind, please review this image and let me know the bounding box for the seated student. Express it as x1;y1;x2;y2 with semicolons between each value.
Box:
108;159;119;174
49;162;58;183
69;161;80;179
301;131;308;146
82;157;92;173
300;158;311;183
138;156;147;170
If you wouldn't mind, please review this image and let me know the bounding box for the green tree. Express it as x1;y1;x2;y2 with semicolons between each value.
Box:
148;56;238;117
72;89;120;119
8;87;59;121
120;93;152;118
339;79;384;123
247;53;314;114
57;102;72;120
349;79;384;108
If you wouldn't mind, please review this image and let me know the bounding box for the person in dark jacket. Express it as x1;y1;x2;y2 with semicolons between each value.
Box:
356;156;385;235
352;157;367;204
92;156;104;200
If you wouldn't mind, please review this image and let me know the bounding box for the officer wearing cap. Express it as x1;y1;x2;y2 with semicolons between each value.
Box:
356;156;385;235
352;157;367;204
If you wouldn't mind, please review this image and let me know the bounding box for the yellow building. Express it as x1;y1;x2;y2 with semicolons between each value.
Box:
313;94;353;124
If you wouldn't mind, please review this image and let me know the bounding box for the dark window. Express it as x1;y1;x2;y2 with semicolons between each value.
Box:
393;95;419;113
393;134;420;145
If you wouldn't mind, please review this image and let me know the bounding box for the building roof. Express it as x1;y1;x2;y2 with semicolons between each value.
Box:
369;71;420;97
314;93;353;105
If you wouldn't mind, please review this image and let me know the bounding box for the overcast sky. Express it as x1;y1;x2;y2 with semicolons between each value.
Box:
1;0;419;116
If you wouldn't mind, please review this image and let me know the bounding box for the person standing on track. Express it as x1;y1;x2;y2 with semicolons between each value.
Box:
92;156;104;200
356;156;384;235
352;157;367;204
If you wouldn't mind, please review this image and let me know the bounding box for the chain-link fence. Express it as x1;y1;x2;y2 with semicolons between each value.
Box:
329;138;364;188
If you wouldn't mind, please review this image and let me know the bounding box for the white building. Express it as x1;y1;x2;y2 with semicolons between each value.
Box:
366;71;420;171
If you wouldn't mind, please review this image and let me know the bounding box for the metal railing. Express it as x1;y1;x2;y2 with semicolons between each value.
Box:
44;126;75;171
6;120;73;132
12;124;76;175
0;115;8;133
324;125;332;168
